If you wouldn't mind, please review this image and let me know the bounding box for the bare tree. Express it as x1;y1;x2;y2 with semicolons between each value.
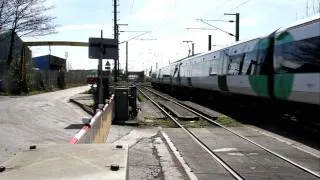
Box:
1;0;56;65
0;0;13;29
0;0;56;93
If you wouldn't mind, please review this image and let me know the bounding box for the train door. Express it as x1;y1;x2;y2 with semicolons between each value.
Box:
178;63;182;86
172;63;182;86
248;35;274;98
158;69;162;83
218;49;230;92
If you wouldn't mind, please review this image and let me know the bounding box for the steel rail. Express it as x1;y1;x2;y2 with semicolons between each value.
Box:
143;86;320;179
138;87;244;180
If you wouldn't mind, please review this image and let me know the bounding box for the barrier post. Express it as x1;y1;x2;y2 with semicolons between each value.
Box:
69;95;115;144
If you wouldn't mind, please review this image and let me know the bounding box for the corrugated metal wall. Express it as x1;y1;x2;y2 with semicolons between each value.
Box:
28;70;88;91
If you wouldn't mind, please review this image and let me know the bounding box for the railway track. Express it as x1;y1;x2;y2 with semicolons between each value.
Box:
138;86;320;180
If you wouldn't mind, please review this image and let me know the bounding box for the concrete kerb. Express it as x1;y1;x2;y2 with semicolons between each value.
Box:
69;95;115;144
69;98;95;116
160;129;198;180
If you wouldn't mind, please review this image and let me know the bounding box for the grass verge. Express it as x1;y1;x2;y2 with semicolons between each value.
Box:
216;115;242;127
137;92;146;102
139;117;177;128
179;118;213;128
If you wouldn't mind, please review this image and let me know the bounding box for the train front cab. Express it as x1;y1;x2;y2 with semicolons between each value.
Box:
271;16;320;125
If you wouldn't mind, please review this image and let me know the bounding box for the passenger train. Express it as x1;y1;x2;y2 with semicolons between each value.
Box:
152;15;320;125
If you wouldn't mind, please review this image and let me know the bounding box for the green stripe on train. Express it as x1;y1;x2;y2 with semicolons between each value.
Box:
249;75;269;97
274;31;295;99
275;31;294;45
274;74;294;100
248;37;270;97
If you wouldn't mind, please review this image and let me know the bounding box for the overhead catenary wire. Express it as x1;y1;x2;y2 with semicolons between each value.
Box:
129;0;135;17
200;0;236;20
214;0;254;20
145;0;181;67
198;0;253;43
229;0;253;12
126;0;135;38
199;19;235;37
213;0;237;14
152;0;181;39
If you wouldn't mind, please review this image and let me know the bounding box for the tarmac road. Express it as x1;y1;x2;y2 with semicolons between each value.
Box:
0;86;90;164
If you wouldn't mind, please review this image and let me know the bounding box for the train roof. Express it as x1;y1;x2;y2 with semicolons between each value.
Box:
157;15;320;71
171;53;202;63
157;36;261;70
278;14;320;32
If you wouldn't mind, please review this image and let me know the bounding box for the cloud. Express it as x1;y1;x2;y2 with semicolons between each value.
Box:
25;0;317;72
119;28;235;71
133;0;177;22
241;17;257;26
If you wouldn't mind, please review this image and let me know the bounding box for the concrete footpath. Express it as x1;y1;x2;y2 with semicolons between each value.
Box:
0;86;91;164
107;126;188;180
69;93;94;115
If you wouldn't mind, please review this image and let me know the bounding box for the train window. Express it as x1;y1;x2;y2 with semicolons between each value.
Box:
191;61;197;76
173;65;178;77
219;49;229;75
242;51;257;75
195;62;200;77
188;62;191;77
210;59;218;76
203;60;210;76
198;61;204;77
180;64;185;77
184;62;188;77
199;61;204;77
274;36;320;73
256;48;268;75
228;55;244;75
253;37;271;75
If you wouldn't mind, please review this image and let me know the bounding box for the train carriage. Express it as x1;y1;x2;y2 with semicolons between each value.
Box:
273;16;320;105
152;15;320;124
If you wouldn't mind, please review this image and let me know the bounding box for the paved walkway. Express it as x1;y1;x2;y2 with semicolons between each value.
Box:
0;86;90;164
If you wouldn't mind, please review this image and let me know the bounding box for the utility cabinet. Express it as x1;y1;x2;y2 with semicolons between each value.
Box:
129;86;137;115
114;87;129;122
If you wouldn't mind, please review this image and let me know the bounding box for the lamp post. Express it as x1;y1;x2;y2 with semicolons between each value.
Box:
114;23;128;82
224;13;240;41
182;40;194;57
186;27;217;51
197;15;239;42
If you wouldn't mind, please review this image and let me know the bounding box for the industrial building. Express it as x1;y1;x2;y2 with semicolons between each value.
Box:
0;30;31;92
32;55;66;71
